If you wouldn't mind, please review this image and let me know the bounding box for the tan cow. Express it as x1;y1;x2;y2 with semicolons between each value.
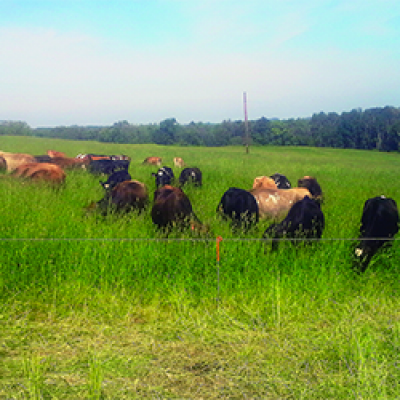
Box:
47;150;66;158
250;187;311;220
252;176;278;190
173;157;185;168
12;162;66;185
0;151;36;172
142;156;162;166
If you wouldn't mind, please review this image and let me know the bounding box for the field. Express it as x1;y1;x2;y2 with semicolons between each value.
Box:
1;136;400;399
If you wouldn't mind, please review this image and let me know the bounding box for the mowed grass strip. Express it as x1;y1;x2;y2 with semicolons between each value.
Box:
0;136;400;398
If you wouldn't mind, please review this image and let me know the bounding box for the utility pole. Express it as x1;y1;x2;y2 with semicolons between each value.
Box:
243;92;249;154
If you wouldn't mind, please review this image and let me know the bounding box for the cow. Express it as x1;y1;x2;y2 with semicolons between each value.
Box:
47;150;66;158
297;176;323;202
50;156;89;170
152;166;174;188
143;156;162;166
250;187;311;220
270;173;292;189
95;180;149;215
88;159;130;175
263;196;325;250
216;187;259;229
11;162;66;185
0;151;36;172
0;156;7;171
100;169;132;190
151;185;201;230
354;196;399;272
179;167;202;187
252;176;278;190
173;157;185;168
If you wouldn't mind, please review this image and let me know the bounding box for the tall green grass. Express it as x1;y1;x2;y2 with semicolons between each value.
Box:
1;136;399;398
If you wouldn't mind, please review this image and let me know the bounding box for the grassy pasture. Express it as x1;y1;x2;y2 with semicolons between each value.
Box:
1;136;400;399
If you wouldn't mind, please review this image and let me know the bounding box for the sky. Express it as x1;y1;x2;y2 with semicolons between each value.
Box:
1;0;400;128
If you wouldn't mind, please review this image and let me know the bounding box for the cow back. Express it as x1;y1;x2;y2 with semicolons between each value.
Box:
217;187;259;228
250;187;311;220
0;152;36;172
263;196;324;249
12;162;66;185
97;180;148;214
152;185;197;229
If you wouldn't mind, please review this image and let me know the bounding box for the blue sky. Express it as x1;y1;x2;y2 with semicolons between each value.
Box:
1;0;400;127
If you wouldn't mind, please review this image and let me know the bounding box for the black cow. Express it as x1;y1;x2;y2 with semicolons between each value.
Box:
34;155;54;163
354;196;399;272
270;173;291;189
99;169;132;191
179;167;202;187
152;166;174;187
88;159;130;175
263;196;324;250
216;187;259;229
297;176;323;202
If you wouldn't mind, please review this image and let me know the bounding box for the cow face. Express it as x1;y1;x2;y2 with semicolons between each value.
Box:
269;173;292;189
100;170;132;190
152;166;175;188
179;167;202;187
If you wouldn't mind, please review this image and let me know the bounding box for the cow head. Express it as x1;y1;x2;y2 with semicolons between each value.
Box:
252;176;278;190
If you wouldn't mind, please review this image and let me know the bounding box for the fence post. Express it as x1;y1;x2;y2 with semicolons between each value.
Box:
216;236;223;307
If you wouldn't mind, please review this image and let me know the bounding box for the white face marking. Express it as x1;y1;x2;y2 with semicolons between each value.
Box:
355;248;363;257
268;194;278;204
104;184;110;189
158;171;163;176
381;195;386;199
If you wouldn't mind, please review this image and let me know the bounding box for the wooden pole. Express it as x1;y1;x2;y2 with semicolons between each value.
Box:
243;92;249;154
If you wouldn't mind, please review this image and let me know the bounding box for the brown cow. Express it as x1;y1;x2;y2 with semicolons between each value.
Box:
142;156;162;166
173;157;185;168
250;187;311;220
47;150;66;158
12;162;66;185
151;185;201;230
252;176;278;190
96;180;149;215
0;151;36;172
50;156;89;170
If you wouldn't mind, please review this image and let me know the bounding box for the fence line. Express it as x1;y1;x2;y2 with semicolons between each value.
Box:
0;237;399;242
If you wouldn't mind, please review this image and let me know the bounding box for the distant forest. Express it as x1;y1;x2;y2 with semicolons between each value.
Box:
2;105;400;151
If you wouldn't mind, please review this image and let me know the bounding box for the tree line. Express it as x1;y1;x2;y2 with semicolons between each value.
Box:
1;105;400;151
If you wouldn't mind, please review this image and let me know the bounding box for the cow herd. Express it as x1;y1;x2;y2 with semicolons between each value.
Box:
1;149;399;272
